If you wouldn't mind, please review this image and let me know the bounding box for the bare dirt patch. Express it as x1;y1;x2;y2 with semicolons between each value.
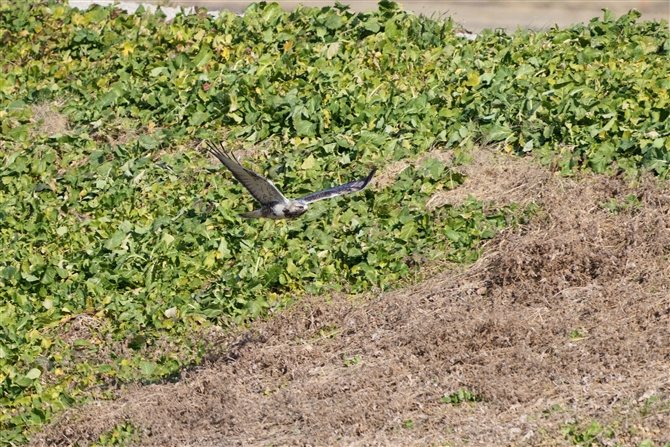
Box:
31;102;69;137
32;151;670;446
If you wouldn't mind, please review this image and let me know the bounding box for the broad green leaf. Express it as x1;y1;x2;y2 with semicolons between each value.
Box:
21;273;39;282
138;135;158;149
140;361;156;375
104;231;126;250
445;230;461;242
26;368;41;380
128;335;147;351
150;67;168;77
325;14;345;30
162;233;175;245
84;6;108;23
295;119;316;136
485;124;513;142
301;154;316;170
189;111;210;127
385;19;400;39
397;222;417;242
193;46;212;68
365;19;380;32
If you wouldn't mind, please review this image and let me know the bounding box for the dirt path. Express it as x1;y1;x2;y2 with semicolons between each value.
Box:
32;149;670;446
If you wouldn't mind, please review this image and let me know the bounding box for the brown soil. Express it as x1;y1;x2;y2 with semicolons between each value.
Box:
32;149;670;446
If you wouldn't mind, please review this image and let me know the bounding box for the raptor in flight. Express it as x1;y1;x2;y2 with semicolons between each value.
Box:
206;141;376;219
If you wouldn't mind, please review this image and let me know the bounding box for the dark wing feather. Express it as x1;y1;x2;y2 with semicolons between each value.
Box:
206;141;287;205
297;168;376;204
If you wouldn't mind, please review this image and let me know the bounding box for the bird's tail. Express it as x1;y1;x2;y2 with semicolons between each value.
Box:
239;209;263;219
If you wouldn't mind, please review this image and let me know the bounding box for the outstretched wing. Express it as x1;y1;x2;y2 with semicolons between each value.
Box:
297;168;376;204
206;141;287;205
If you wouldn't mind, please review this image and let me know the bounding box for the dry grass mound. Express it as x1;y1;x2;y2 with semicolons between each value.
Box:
31;102;69;137
32;150;670;446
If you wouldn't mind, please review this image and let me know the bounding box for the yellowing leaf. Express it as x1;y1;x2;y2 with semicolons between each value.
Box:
325;42;340;60
71;13;84;25
301;154;316;170
286;258;296;274
121;42;135;56
162;233;175;245
203;251;216;268
465;72;480;87
193;30;206;42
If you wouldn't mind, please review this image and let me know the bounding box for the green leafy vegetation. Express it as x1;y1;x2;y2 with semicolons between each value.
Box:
0;1;518;442
0;0;667;443
600;193;642;214
569;328;586;339
561;420;613;446
91;423;140;447
640;395;670;418
441;388;483;405
342;354;361;367
547;403;670;447
559;420;669;447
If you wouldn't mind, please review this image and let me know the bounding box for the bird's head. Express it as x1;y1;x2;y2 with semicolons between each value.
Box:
286;200;308;218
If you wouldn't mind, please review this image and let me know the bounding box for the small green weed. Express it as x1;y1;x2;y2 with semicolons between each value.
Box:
543;404;562;415
640;395;670;417
600;194;642;214
569;329;586;339
91;423;139;446
441;388;483;405
561;420;614;446
342;354;361;367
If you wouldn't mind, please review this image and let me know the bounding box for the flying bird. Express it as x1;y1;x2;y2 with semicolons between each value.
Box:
205;141;376;219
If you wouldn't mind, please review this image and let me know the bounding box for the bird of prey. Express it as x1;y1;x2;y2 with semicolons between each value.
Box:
205;141;376;219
